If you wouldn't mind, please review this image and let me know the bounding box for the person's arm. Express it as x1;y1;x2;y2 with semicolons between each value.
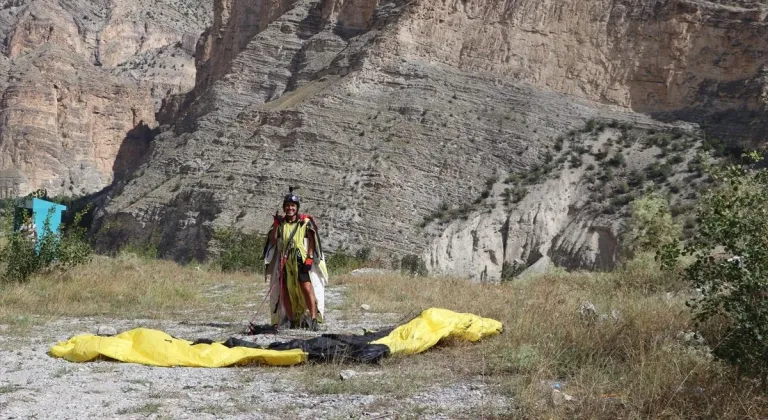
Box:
269;214;280;246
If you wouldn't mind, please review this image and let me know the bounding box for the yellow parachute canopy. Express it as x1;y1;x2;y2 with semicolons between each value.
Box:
49;308;503;367
373;308;503;355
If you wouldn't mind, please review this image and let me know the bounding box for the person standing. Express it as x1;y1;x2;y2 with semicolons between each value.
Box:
264;188;328;330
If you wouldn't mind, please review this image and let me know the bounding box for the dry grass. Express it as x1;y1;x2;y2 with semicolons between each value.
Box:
0;252;259;324
2;252;766;418
333;260;768;419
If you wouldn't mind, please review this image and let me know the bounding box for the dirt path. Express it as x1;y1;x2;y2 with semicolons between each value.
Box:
0;286;512;419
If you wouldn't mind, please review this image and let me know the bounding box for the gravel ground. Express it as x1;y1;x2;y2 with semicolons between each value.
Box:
0;286;512;419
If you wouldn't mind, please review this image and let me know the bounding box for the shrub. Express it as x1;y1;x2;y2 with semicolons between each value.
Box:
0;200;92;282
553;136;564;152
213;228;266;273
57;205;93;268
326;247;374;275
664;152;768;387
121;242;159;259
647;162;672;180
627;170;646;188
569;153;583;167
500;260;526;281
668;154;684;165
624;193;681;256
607;152;626;167
400;254;427;276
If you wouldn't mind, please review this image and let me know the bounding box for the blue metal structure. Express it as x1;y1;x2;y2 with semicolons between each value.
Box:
21;198;67;240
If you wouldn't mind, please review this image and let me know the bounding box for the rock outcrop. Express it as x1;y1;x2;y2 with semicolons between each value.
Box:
0;0;211;198
96;0;768;276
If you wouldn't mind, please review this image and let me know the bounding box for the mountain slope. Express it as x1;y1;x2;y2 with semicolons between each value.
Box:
95;0;768;274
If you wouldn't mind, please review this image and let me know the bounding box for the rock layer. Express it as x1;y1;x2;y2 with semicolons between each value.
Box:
0;0;211;198
97;0;768;274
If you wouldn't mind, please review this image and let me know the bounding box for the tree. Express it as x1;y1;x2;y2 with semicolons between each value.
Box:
624;193;681;256
666;152;768;387
0;199;92;282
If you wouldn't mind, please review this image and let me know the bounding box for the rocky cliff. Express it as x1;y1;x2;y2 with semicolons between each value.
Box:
0;0;211;198
95;0;768;276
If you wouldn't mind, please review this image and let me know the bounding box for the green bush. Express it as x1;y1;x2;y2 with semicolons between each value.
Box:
400;254;428;276
624;193;681;257
0;200;92;282
213;228;266;273
607;152;626;167
121;242;159;259
663;152;768;387
583;119;598;132
56;205;92;268
501;260;526;282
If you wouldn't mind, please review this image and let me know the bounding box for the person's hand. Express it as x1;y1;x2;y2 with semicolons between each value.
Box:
273;214;281;228
303;257;313;272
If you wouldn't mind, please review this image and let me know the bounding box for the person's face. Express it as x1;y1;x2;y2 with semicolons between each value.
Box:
283;202;298;217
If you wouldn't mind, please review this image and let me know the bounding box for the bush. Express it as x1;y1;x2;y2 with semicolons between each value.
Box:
627;170;646;188
500;260;526;281
665;152;768;387
326;247;374;275
213;228;266;273
400;254;427;276
121;242;159;259
647;162;673;180
607;152;626;167
0;200;92;282
583;119;598;132
624;193;681;257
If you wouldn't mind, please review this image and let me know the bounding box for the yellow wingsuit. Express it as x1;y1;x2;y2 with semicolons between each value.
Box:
50;308;503;367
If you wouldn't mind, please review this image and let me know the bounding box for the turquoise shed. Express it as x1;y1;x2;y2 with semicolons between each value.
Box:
20;198;67;241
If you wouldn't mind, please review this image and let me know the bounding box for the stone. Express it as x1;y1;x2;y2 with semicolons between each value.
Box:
339;369;358;381
579;302;597;320
551;389;576;407
611;309;621;322
360;304;371;311
550;389;565;407
97;326;117;336
679;331;706;346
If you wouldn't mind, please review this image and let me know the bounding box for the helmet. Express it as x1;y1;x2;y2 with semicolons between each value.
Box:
282;187;300;210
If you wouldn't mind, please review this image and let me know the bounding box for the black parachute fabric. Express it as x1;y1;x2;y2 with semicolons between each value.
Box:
216;328;395;364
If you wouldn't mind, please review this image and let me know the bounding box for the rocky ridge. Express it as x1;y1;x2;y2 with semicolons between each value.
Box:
97;0;768;278
0;0;211;198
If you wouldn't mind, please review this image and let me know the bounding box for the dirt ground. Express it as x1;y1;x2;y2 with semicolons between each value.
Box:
0;285;512;419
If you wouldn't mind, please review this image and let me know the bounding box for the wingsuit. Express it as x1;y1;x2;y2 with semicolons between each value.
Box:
263;190;328;329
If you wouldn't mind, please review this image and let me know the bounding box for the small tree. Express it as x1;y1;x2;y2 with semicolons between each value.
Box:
400;254;427;277
624;193;681;256
0;200;92;282
213;227;266;273
666;152;768;387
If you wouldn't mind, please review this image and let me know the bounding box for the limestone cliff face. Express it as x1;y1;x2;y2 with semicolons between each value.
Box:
0;45;155;196
97;0;768;274
394;0;768;114
0;0;211;198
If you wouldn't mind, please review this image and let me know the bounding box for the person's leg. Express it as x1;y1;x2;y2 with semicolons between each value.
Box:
298;277;317;319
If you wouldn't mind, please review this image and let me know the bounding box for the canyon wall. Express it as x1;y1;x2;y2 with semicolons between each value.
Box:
92;0;768;275
0;0;211;198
